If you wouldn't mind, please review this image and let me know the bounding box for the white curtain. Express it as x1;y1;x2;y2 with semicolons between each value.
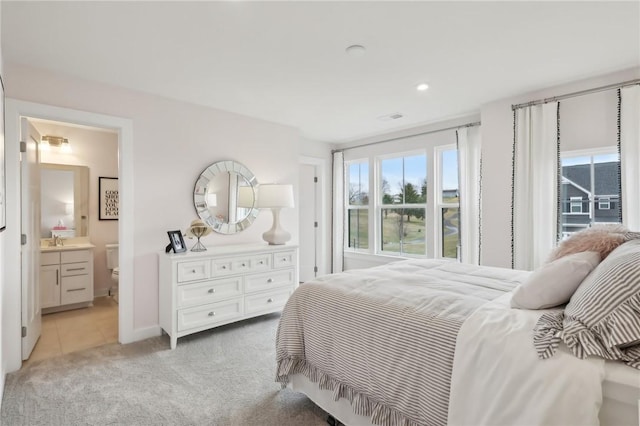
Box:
457;126;482;265
332;151;344;273
513;102;559;271
620;85;640;231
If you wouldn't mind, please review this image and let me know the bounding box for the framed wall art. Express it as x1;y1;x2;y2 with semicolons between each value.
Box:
99;177;119;220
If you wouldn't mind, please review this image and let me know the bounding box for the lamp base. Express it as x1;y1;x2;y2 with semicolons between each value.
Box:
262;208;291;245
191;237;207;252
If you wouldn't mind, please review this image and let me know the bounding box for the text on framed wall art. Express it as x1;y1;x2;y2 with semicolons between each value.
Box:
99;177;119;220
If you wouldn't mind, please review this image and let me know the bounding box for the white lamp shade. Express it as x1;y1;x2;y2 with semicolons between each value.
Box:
257;184;294;208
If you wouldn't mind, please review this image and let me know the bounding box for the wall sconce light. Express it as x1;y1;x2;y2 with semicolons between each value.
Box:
256;184;294;245
41;135;72;153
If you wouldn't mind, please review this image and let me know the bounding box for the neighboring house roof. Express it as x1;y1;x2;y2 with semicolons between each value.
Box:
562;162;620;197
561;176;591;197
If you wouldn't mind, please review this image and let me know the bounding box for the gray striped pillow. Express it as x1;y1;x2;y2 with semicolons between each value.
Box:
534;239;640;368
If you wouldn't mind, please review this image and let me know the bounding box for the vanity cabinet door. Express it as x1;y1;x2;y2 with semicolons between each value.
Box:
40;264;61;308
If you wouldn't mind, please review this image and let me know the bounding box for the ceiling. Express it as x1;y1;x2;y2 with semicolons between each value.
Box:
3;1;639;144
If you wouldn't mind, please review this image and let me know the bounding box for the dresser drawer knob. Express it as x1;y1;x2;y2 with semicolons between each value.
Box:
259;261;264;265
267;298;274;303
281;258;287;262
208;288;215;294
242;263;246;267
267;278;273;283
208;312;216;317
191;269;196;274
221;265;227;269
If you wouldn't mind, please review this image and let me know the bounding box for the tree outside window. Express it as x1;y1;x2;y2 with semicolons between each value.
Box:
380;154;427;255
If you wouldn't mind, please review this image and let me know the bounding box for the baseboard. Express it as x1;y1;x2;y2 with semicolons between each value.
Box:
94;289;110;298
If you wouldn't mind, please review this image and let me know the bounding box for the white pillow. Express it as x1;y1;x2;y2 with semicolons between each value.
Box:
511;251;600;310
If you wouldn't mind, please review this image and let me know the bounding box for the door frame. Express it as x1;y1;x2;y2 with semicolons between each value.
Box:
299;156;328;277
4;99;134;372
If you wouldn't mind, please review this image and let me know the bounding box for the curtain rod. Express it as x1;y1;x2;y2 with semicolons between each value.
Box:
512;78;640;111
332;121;481;153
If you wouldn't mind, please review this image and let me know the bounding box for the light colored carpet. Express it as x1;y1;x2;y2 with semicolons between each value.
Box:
1;313;328;425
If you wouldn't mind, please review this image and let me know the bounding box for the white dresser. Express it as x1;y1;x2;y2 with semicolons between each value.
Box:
159;243;298;349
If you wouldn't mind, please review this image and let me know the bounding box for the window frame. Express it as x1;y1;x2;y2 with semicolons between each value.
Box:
344;159;370;252
560;146;621;238
435;144;460;259
376;150;429;257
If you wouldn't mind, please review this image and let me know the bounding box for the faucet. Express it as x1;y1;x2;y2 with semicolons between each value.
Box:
53;235;64;247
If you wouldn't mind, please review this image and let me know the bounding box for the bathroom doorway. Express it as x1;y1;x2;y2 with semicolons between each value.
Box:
4;98;135;372
28;118;120;362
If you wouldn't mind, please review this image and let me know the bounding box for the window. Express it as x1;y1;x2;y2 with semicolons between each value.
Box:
438;148;459;259
346;161;369;250
570;196;583;213
560;149;621;237
379;154;427;255
343;142;460;259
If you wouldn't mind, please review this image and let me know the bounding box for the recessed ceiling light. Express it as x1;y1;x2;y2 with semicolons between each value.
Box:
416;83;429;92
345;45;366;57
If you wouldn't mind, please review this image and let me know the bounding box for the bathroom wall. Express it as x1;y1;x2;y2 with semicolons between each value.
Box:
35;121;119;297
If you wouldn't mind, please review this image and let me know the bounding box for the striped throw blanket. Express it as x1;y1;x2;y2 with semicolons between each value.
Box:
276;259;525;426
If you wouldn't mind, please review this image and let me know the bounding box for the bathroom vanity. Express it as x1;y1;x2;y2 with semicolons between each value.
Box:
40;241;95;312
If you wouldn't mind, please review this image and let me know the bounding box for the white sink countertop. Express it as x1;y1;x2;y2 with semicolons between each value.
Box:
40;237;95;252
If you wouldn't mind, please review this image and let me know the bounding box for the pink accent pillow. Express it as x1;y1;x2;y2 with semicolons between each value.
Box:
548;224;628;262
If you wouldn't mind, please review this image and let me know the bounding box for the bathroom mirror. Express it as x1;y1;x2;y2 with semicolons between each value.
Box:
193;160;259;234
40;163;90;238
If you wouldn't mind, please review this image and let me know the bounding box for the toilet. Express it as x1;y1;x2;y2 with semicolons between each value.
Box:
105;243;119;302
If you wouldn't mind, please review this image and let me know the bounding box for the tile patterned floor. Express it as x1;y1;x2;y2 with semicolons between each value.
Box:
26;296;119;365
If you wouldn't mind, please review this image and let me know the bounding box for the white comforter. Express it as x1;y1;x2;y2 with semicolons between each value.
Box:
448;293;606;426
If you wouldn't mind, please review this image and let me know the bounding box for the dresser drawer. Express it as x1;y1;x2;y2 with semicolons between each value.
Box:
61;250;92;263
60;275;92;305
177;298;243;332
177;260;211;283
249;253;271;271
41;251;61;266
177;277;243;308
245;288;293;315
61;262;90;277
245;268;295;293
273;250;296;269
211;258;234;276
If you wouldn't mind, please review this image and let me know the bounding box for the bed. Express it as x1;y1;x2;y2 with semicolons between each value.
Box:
275;243;640;426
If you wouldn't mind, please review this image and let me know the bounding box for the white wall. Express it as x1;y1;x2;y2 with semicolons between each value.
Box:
35;122;119;296
480;67;640;268
4;64;301;335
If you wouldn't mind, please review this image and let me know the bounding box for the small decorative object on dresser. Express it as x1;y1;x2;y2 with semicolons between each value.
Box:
184;219;212;252
158;243;298;349
166;230;187;253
